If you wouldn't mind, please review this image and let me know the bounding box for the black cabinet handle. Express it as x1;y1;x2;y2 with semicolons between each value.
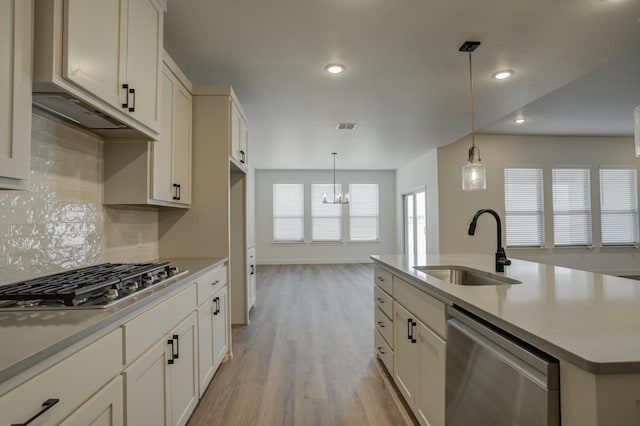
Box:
168;339;175;364
173;183;179;200
377;321;385;328
407;318;412;341
11;398;60;426
173;334;179;359
240;150;245;164
250;264;254;275
376;298;384;304
377;346;385;355
177;184;181;200
121;84;129;109
213;297;220;315
410;319;417;343
128;87;136;112
211;280;220;286
377;276;385;282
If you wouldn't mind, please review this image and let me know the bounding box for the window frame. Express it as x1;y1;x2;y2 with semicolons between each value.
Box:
348;183;380;242
272;183;305;242
310;182;343;242
599;167;639;246
503;167;545;248
551;167;592;247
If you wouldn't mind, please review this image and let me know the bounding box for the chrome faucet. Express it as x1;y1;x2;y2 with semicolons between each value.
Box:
468;209;511;272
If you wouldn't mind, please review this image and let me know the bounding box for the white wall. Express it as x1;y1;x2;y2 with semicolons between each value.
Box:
255;169;396;264
395;148;440;255
437;134;640;275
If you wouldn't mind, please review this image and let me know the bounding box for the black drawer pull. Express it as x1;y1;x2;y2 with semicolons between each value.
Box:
377;277;385;282
377;347;385;355
376;298;384;303
121;84;129;108
173;334;179;359
12;398;60;426
377;321;385;328
211;280;220;286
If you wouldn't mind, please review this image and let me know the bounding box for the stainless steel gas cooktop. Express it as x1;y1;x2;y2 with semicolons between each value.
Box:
0;262;188;310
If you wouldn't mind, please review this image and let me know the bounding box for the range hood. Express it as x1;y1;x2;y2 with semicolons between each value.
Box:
32;93;129;130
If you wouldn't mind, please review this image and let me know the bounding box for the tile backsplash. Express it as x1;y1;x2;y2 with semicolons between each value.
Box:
0;113;158;284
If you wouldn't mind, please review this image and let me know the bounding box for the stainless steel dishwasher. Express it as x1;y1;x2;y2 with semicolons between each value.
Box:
445;307;560;426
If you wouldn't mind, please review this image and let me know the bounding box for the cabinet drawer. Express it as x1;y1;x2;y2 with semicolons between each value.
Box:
124;284;197;364
375;329;394;376
393;276;446;339
374;285;393;319
374;266;393;295
374;306;393;349
0;329;122;426
196;265;227;306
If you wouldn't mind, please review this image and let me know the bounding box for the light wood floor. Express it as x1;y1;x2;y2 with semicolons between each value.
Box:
188;264;415;426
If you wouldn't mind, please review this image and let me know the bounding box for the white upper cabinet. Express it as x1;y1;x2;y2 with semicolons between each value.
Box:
33;0;164;138
230;98;248;170
0;0;32;190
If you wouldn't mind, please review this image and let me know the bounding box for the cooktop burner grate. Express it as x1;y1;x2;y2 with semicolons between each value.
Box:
0;262;173;307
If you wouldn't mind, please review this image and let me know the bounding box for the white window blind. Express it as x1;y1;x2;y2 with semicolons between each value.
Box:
552;168;592;246
273;183;304;241
600;168;639;245
349;184;379;241
311;183;342;241
504;168;544;247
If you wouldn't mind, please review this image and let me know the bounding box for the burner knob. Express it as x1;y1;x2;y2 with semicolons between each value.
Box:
104;289;119;300
141;275;154;287
157;271;167;280
126;282;139;292
168;266;179;276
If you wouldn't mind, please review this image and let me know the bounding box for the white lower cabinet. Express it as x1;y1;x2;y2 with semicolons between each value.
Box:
124;311;199;426
248;246;256;309
197;284;228;397
394;302;446;426
60;375;124;426
0;329;122;425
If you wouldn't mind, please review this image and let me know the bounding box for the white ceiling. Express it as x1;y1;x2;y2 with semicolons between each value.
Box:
163;0;640;170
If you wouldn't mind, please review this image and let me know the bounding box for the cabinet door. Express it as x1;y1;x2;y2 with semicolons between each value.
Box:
248;248;256;308
239;115;248;166
60;375;124;426
63;0;125;109
197;300;216;397
152;66;174;202
125;0;162;131
393;302;418;409
230;101;242;161
124;339;169;426
0;0;31;189
213;286;228;370
416;320;446;426
172;80;192;205
168;312;199;426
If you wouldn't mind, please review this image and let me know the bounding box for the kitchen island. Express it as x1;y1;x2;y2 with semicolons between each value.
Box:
372;254;640;426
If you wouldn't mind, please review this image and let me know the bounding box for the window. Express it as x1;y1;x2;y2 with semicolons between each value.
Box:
273;184;304;241
552;168;591;246
600;168;639;245
349;184;379;241
311;183;342;241
404;189;426;257
504;168;544;247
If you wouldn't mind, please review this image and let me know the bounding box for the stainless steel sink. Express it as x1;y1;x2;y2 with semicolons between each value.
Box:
414;265;522;286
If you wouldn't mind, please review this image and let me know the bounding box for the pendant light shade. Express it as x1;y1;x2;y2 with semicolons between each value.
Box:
459;41;487;191
634;105;640;157
323;152;349;204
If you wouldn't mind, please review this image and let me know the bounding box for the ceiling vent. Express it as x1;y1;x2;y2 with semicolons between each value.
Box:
336;123;357;130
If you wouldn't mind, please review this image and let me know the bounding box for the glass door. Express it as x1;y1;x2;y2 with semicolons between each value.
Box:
404;188;427;259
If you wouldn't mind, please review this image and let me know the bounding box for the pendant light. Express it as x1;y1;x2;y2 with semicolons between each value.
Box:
323;152;349;204
634;105;640;157
460;41;487;191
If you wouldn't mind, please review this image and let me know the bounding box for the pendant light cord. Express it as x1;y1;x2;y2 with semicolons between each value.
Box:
468;51;476;149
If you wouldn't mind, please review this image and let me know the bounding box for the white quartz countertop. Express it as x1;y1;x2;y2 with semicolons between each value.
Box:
372;254;640;374
0;257;226;388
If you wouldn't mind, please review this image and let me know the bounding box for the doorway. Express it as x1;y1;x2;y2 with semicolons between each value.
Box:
404;188;427;259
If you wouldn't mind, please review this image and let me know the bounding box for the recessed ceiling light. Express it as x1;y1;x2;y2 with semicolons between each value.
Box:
325;64;345;74
492;70;514;80
514;117;526;124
